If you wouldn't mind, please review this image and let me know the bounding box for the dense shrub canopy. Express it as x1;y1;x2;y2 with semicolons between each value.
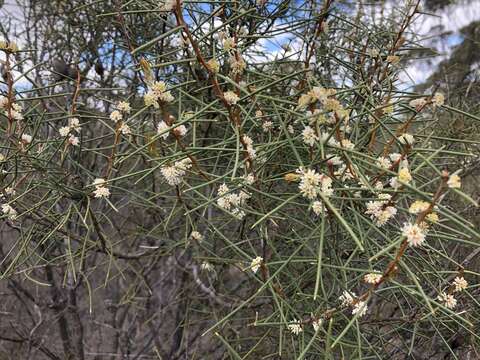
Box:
0;0;479;359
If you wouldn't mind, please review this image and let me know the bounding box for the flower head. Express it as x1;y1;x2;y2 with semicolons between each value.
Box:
402;222;426;247
453;277;468;292
302;126;318;146
287;321;302;335
1;204;17;220
339;290;356;307
59;126;70;137
447;174;461;189
437;292;456;309
364;272;382;285
206;58;220;73
191;231;203;242
21;134;32;144
352;301;368;317
68;135;80;146
117;101;131;113
224;91;239;105
250;256;263;273
312;318;323;332
109;110;123;123
92;178;110;198
409;200;430;214
160;158;192;186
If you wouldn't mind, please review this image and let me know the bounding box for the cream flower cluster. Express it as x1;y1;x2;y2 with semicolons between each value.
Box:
217;184;251;219
242;135;256;159
376;156;392;169
200;261;214;272
297;86;337;110
402;222;426;247
312;318;323;332
408;200;430;214
339;290;368;317
229;55;246;75
0;97;24;121
311;200;325;216
249;256;263;273
390;165;412;189
1;203;17;220
364;271;382;285
447;174;461;189
109;101;132;135
190;231;203;242
59;117;81;146
409;92;444;110
436;276;468;309
287;321;302;335
160;158;192;186
206;58;220;73
92;178;111;198
437;292;456;309
262;121;273;132
398;133;414;146
144;81;174;108
453;276;468;292
223;91;239;105
302;126;318;146
296;168;333;200
365;193;397;226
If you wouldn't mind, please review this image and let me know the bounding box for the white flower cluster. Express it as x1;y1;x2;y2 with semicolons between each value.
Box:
447;174;461;189
408;200;430;214
190;231;203;242
287;321;303;335
242;135;256;159
229;55;246;75
59;117;81;146
92;178;110;198
1;203;17;220
160;158;192;186
398;133;414;146
250;256;263;273
262;121;273;132
0;97;23;121
389;165;412;189
365;193;397;226
339;290;368;317
223;91;239;105
296;168;333;200
312;318;323;332
21;133;32;144
144;81;174;108
109;101;132;135
302;126;318;146
217;183;251;219
364;271;382;284
200;261;214;272
437;292;457;309
436;276;468;309
402;222;426;247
